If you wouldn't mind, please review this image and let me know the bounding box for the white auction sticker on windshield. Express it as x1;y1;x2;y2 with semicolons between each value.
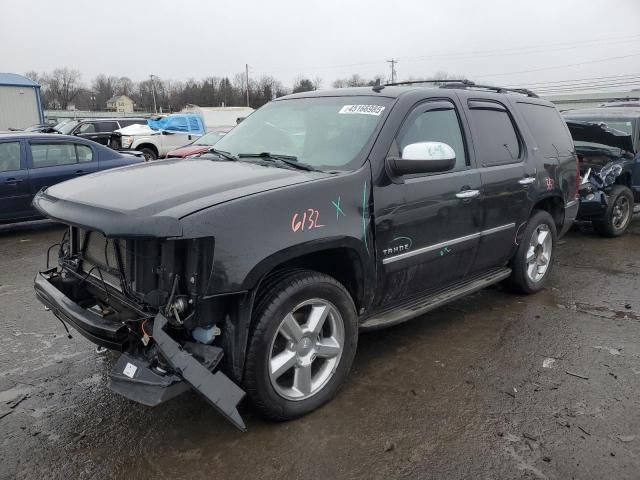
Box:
339;105;385;116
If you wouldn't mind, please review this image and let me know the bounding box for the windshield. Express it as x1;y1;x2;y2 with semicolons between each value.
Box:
193;131;225;146
565;117;634;153
213;96;392;170
55;120;78;134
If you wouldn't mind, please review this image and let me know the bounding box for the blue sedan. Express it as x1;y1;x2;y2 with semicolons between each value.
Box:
0;133;143;224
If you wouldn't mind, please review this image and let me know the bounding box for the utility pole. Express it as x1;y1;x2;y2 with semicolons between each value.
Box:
386;59;397;83
149;74;158;114
245;64;250;107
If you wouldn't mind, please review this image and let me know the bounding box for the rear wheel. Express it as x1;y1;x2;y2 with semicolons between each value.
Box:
244;271;358;421
509;210;557;294
593;185;633;237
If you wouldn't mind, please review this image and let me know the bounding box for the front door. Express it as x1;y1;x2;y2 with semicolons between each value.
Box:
373;100;483;306
0;140;32;222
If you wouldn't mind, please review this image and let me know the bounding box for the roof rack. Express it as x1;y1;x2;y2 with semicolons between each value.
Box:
383;79;539;98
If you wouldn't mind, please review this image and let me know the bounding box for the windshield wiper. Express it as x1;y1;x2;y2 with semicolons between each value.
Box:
237;152;321;172
207;148;238;162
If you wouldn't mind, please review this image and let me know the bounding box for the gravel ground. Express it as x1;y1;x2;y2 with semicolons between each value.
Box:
0;217;639;480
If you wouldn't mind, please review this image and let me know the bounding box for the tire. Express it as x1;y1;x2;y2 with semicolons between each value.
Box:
244;270;358;421
138;147;157;161
509;210;557;294
593;185;634;238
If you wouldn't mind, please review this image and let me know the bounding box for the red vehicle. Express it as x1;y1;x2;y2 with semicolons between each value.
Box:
165;129;229;158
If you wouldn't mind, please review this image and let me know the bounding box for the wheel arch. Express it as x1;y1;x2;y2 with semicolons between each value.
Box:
134;142;159;157
221;238;373;384
531;194;565;231
245;237;372;314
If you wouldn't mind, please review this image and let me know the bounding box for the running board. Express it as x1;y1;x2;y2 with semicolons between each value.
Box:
360;267;511;330
153;314;247;431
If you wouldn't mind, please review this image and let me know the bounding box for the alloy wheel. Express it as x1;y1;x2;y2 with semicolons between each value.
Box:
525;224;552;283
268;299;344;401
612;196;631;230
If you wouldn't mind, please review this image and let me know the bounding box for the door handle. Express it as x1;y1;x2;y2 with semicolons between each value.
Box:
519;177;535;185
5;178;23;185
456;190;480;199
74;170;86;175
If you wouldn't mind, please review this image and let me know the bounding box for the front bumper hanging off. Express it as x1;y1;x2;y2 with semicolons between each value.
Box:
34;270;247;431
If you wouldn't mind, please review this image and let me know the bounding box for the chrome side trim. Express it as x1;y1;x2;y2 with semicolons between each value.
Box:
382;223;516;265
481;223;516;237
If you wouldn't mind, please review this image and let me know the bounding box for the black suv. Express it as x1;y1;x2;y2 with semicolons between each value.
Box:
33;84;578;430
563;106;639;236
55;118;147;145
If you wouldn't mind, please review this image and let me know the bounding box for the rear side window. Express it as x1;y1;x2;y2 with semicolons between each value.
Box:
119;119;146;127
76;144;93;162
96;121;119;133
29;142;92;168
517;102;573;158
0;142;22;172
468;105;521;166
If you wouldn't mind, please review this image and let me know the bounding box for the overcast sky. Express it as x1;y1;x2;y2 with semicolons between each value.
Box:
1;0;639;93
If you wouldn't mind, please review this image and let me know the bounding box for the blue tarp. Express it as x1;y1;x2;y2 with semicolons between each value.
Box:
147;113;205;134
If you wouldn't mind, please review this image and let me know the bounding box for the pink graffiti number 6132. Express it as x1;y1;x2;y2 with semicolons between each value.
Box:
291;209;324;232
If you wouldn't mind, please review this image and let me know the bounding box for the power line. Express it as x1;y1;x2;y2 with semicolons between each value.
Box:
475;52;640;79
535;82;640;94
252;34;640;77
506;73;640;88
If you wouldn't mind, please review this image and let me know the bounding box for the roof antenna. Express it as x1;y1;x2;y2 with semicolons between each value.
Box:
372;78;384;93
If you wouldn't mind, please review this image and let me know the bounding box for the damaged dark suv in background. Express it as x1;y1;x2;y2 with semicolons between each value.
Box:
33;83;579;430
563;106;639;236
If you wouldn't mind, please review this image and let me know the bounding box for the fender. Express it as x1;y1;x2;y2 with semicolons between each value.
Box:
241;235;375;306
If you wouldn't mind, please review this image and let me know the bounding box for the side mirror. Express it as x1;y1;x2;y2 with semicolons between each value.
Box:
387;142;456;176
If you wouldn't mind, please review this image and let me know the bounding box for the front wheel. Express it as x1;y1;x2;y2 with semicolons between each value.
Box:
509;210;557;294
244;271;358;421
138;147;157;161
593;185;634;238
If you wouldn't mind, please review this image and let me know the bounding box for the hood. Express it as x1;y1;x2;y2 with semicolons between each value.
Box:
166;145;210;158
566;120;634;153
33;159;326;237
114;123;157;136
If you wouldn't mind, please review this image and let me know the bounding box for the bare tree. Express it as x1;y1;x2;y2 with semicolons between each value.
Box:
116;77;134;97
292;76;315;93
45;68;82;109
92;74;119;109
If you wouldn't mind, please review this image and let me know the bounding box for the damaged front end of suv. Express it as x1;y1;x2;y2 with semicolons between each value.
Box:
565;118;637;237
33;193;247;430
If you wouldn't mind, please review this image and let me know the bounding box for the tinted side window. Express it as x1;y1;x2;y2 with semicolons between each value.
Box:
398;108;467;171
120;119;146;127
469;107;520;166
0;142;22;172
77;123;96;134
30;143;78;168
516;102;573;158
96;121;119;133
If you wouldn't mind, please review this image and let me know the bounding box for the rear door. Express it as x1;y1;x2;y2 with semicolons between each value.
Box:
373;99;483;305
0;139;32;222
461;99;534;272
27;140;99;195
